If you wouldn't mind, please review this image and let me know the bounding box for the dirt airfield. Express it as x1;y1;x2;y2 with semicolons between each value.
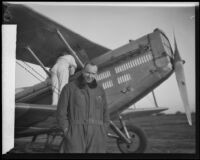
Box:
13;113;196;153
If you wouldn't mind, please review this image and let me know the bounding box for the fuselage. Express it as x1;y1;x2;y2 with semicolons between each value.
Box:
92;28;174;118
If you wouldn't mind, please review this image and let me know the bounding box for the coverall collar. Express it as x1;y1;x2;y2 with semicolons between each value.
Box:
76;74;97;89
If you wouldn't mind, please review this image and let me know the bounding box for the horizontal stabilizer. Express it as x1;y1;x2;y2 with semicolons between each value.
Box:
15;126;60;138
15;103;57;129
120;107;168;119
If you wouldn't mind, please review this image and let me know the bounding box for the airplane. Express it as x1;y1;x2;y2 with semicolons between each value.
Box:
3;3;192;153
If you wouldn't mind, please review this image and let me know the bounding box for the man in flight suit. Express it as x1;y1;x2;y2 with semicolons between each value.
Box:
50;52;77;105
57;63;110;153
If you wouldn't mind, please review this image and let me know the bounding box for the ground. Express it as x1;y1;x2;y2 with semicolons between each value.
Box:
13;113;196;153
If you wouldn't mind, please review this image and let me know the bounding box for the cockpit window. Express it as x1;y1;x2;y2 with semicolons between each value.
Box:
160;33;173;57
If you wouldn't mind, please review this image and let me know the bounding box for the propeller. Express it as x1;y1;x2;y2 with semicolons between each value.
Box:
173;32;192;126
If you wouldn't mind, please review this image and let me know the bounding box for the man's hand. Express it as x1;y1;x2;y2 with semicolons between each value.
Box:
63;128;68;136
46;77;52;84
104;123;110;134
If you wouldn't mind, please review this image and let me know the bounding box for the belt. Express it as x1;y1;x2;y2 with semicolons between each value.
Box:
70;119;103;125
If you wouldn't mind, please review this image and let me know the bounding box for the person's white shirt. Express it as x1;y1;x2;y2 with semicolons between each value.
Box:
51;54;77;105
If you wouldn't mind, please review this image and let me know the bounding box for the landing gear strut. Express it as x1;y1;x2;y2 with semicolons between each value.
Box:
108;116;147;153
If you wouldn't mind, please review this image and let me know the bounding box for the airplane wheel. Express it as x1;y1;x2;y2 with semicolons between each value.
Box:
117;123;147;153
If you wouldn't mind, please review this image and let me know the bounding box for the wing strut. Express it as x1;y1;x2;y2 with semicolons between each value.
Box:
152;90;159;108
26;46;51;77
56;29;84;68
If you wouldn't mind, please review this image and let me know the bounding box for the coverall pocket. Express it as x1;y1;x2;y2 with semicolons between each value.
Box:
64;128;69;137
102;125;107;141
64;125;72;138
74;91;85;106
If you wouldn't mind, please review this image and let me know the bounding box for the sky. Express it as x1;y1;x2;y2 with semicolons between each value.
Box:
14;2;197;114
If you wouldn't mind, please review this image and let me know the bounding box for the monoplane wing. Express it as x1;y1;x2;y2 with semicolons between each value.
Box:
15;80;52;103
3;3;110;68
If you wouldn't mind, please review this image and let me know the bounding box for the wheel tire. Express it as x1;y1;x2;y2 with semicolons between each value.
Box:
117;123;147;153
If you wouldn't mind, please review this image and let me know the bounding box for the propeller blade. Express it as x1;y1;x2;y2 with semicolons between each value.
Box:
173;33;192;126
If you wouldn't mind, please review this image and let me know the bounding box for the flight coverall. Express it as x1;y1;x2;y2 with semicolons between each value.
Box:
51;55;77;105
57;75;110;153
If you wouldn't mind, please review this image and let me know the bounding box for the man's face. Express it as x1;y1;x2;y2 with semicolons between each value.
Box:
82;64;98;83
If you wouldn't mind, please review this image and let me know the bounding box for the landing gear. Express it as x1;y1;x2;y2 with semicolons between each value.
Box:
117;123;147;153
108;116;147;153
